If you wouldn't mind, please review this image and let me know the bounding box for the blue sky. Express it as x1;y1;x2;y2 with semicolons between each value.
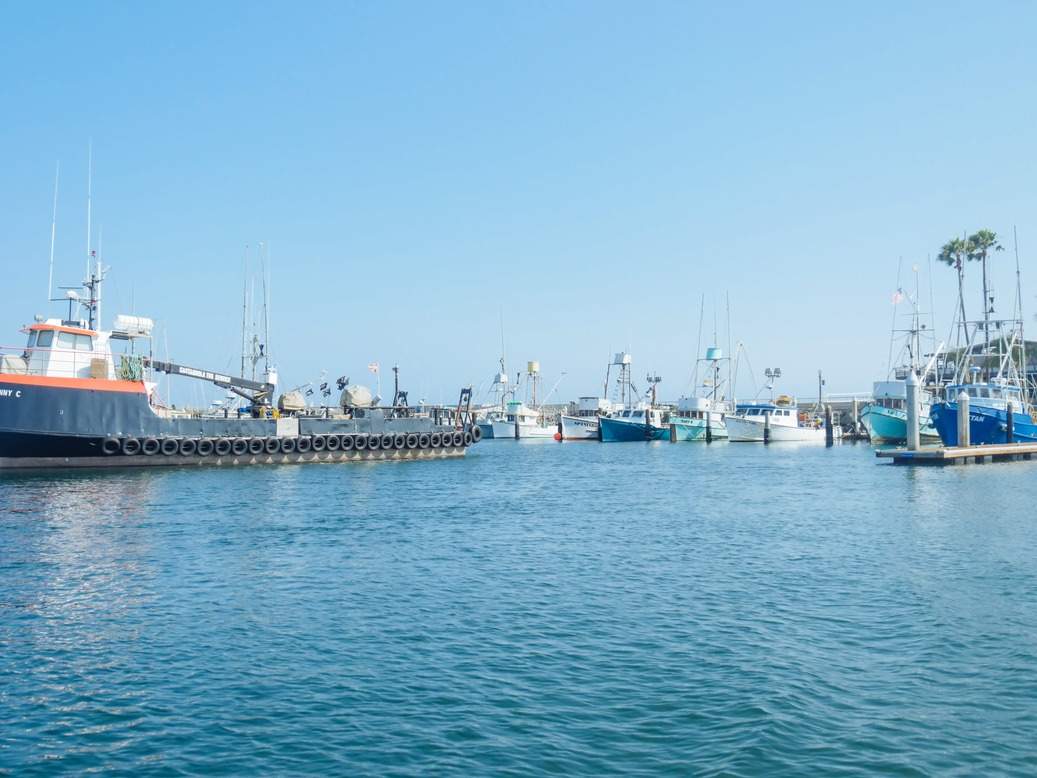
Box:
2;2;1035;405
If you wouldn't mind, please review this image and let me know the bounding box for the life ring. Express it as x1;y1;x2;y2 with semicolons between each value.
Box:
264;437;280;454
101;437;121;455
214;438;233;456
418;433;431;448
430;432;442;447
179;438;198;456
349;434;364;450
161;438;180;456
196;438;215;456
280;437;297;454
311;435;327;452
296;436;313;453
326;433;342;451
141;437;161;455
471;424;483;442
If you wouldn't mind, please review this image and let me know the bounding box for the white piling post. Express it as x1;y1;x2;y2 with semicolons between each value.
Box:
905;372;921;451
957;390;970;448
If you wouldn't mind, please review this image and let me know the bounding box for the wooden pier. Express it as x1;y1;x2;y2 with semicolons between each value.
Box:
876;442;1037;465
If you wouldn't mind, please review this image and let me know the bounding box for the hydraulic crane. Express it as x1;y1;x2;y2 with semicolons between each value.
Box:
144;358;275;409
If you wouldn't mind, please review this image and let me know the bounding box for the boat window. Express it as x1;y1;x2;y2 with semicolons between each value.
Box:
968;388;978;397
56;332;75;349
36;330;54;348
75;334;94;351
26;331;37;348
979;388;990;398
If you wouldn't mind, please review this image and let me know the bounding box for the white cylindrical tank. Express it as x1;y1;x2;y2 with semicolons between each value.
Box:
113;314;154;337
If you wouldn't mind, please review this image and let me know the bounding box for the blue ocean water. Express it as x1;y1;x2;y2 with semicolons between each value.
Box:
2;442;1037;776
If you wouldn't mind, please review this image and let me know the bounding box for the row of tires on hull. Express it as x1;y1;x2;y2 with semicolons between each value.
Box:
101;425;482;457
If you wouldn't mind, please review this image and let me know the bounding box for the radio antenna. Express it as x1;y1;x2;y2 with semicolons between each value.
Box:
48;161;59;301
85;140;92;279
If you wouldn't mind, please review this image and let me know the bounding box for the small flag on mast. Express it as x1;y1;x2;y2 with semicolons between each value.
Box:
368;362;379;374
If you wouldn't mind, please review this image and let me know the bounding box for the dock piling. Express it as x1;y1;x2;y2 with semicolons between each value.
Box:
764;411;771;444
1007;401;1015;443
905;371;920;451
956;390;970;448
706;413;712;443
824;404;834;447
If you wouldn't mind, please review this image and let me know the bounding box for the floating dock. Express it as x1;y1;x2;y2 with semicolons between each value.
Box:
876;442;1037;465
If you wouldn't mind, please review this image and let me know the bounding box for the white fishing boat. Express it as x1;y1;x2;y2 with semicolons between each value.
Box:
726;395;841;443
490;361;561;439
559;396;617;440
489;400;557;439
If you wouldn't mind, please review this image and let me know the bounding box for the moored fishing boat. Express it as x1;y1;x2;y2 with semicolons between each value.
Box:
670;345;731;441
929;381;1036;444
598;405;669;442
0;265;480;468
927;231;1032;446
668;396;727;441
559;396;617;440
725;396;841;443
860;380;941;443
489;399;558;439
598;367;668;442
860;270;943;444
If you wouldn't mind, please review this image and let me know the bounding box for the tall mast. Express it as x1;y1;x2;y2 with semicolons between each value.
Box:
48;161;59;302
85;141;92;279
981;233;991;357
260;241;271;372
692;294;704;392
726;292;732;404
1014;226;1028;400
240;244;249;379
95;225;103;329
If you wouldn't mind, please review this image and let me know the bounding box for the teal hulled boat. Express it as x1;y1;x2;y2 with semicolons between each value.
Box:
859;381;940;444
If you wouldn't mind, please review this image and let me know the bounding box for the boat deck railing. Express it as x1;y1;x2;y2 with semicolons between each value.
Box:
0;345;115;380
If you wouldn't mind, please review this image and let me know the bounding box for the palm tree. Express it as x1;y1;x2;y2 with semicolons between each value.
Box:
938;236;971;340
967;229;1003;352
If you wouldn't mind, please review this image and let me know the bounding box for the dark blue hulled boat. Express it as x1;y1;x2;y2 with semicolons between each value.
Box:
929;382;1036;445
599;406;669;442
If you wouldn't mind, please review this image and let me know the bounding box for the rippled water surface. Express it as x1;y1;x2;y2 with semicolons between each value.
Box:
3;441;1037;775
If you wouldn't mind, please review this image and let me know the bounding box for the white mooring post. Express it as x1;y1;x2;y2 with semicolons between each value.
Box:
957;390;970;448
905;372;921;451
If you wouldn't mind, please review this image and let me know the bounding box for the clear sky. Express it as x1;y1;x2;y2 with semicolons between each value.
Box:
2;2;1035;406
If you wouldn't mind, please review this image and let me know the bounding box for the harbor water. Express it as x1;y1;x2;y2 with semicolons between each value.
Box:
3;442;1037;775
